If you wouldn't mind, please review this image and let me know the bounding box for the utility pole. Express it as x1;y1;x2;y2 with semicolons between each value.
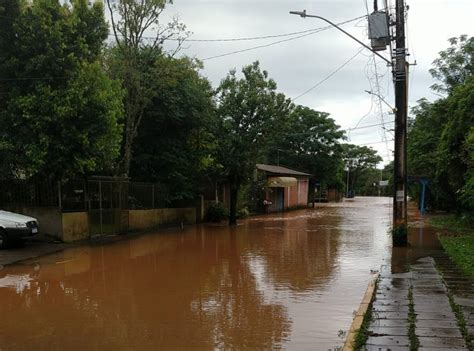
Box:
392;0;408;245
289;5;408;245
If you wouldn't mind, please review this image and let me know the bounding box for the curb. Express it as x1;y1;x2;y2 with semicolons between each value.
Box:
343;273;379;351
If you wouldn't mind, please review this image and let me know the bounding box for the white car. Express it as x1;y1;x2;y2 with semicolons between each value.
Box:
0;210;39;249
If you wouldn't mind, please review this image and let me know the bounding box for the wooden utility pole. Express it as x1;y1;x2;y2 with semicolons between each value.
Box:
393;0;408;245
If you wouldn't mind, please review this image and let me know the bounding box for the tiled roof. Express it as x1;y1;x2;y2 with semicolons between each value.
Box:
256;164;312;176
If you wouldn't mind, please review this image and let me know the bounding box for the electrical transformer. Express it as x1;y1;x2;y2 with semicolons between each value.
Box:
368;11;390;51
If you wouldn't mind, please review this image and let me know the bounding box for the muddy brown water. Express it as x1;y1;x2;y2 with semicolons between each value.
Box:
0;197;395;350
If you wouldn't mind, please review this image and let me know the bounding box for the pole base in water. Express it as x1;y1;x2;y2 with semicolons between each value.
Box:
392;224;408;247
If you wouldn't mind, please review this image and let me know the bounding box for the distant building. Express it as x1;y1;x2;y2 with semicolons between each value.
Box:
256;164;311;213
202;164;312;217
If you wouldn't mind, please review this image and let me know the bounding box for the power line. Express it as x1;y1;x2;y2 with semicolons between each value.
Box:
292;47;365;101
347;120;394;131
356;139;395;146
107;15;366;44
201;30;323;61
201;15;367;61
113;27;332;43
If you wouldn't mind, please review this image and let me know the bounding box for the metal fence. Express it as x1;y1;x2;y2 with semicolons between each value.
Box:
0;179;59;207
0;178;168;212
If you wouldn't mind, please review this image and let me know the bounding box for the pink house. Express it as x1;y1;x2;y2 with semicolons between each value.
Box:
256;164;311;212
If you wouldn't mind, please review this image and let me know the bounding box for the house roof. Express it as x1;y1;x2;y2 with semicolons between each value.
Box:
256;164;312;177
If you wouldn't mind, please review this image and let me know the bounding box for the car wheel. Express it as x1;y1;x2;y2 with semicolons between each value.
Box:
0;229;8;249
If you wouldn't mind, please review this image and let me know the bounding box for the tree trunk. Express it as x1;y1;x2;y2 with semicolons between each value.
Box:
120;140;132;177
229;184;239;226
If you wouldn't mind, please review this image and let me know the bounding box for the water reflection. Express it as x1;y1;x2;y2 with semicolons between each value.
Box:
391;218;442;273
0;197;393;350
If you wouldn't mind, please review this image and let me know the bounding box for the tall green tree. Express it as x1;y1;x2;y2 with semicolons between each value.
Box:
105;0;188;176
430;35;474;94
130;55;216;202
435;76;474;211
215;62;293;225
342;144;383;196
408;36;473;212
266;105;346;190
0;0;123;179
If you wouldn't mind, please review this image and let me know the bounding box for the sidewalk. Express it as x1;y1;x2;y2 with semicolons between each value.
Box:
364;254;473;350
0;240;70;267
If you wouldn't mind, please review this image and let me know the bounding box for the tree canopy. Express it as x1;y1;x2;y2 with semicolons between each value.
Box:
214;61;293;224
130;55;216;202
0;0;123;180
342;144;383;196
266;105;346;189
105;0;188;176
408;35;474;213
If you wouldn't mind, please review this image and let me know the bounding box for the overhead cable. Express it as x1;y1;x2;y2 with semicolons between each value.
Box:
292;47;365;101
201;15;367;61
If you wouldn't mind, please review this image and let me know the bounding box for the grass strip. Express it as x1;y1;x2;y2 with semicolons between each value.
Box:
353;279;378;350
429;214;474;278
439;235;474;279
407;285;419;351
447;291;473;350
430;214;474;234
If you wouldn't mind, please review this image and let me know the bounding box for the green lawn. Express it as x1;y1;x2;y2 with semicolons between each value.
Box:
430;214;474;278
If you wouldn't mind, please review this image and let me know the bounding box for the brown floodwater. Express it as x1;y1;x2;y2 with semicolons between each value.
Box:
0;197;394;350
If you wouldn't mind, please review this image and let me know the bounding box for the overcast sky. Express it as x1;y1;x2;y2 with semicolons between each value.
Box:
158;0;474;166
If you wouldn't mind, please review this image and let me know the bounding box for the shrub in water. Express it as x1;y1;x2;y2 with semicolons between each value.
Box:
206;202;229;222
237;207;250;219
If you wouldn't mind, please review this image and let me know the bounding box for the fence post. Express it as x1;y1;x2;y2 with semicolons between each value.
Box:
152;185;155;208
83;179;87;211
99;180;103;235
57;181;62;211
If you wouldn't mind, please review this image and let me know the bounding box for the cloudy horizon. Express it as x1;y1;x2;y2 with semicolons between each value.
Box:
152;0;474;167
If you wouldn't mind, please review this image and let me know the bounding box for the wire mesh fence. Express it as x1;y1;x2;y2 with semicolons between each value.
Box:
0;179;59;207
0;178;168;212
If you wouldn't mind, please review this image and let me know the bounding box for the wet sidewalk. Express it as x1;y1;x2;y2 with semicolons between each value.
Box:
0;241;69;267
364;255;474;350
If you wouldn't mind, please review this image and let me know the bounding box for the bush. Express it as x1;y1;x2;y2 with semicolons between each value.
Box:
206;202;229;222
237;207;250;219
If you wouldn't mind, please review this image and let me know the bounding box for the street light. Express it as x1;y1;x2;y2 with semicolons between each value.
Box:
365;90;397;113
289;10;392;65
291;7;409;246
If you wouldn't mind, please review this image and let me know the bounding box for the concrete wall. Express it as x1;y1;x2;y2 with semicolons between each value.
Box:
128;208;196;232
62;212;89;242
2;205;197;242
2;206;63;238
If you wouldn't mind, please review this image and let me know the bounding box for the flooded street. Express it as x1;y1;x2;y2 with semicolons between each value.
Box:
0;197;393;350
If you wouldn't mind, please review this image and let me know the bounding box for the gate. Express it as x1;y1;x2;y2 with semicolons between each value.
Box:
87;178;128;236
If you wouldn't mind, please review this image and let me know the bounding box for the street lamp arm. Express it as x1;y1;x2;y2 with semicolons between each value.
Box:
364;90;397;112
289;10;392;65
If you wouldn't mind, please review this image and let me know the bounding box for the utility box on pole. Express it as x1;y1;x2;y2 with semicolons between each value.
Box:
368;11;390;51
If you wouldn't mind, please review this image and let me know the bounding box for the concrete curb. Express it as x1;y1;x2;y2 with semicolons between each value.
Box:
343;273;379;351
